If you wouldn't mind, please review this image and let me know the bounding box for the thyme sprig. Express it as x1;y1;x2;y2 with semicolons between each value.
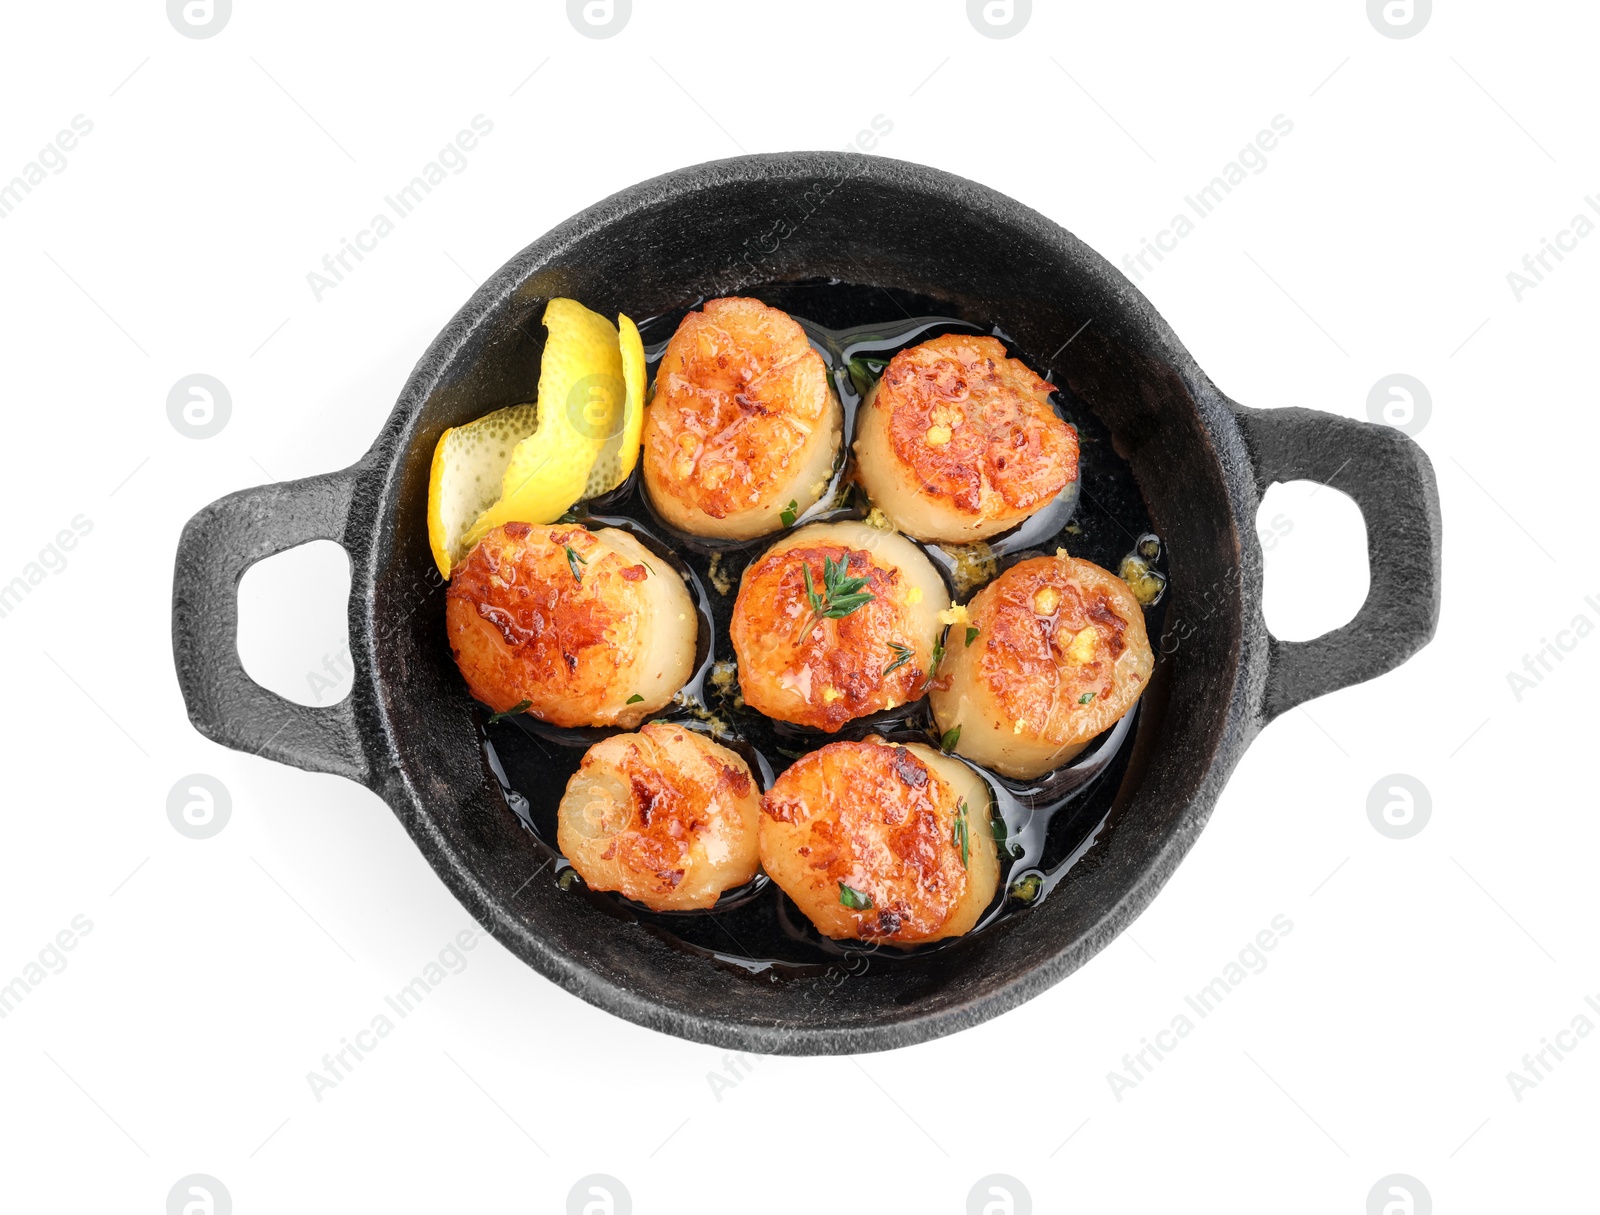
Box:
883;641;914;677
485;699;532;725
804;554;874;622
564;544;587;583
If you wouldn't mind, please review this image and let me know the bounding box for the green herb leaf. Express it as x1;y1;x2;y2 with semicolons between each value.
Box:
1078;692;1095;705
780;499;798;528
564;544;587;583
883;641;914;677
626;694;644;704
991;813;1010;853
940;725;961;754
930;628;947;674
847;355;890;397
965;625;980;647
838;881;873;911
485;699;532;725
776;746;808;760
952;799;969;869
824;555;872;608
827;592;875;616
805;553;875;621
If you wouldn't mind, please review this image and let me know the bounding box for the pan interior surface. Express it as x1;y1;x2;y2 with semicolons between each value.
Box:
365;159;1245;1052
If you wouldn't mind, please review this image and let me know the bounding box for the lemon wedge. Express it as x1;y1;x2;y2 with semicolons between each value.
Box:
459;299;625;556
581;313;647;499
427;403;541;579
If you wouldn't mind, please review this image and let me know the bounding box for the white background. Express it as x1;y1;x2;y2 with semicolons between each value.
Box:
0;1;1594;1211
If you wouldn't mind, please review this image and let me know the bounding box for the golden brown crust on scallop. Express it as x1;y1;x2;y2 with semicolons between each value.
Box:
557;723;761;911
759;738;997;944
858;334;1078;540
642;297;840;536
931;553;1154;777
731;541;930;732
445;522;692;727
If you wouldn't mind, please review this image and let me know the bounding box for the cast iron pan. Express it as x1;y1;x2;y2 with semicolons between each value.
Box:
171;153;1441;1054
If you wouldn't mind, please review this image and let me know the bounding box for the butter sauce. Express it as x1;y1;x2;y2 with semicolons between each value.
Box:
479;283;1166;976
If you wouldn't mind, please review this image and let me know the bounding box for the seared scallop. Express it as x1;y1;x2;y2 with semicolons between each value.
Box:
931;552;1153;778
760;737;998;945
642;297;843;539
729;521;948;732
557;723;762;911
854;334;1079;542
445;522;695;728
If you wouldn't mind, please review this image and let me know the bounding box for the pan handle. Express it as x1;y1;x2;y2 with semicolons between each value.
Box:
171;466;372;785
1232;406;1442;724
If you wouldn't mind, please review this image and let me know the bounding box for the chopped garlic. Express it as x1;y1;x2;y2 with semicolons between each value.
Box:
1032;586;1061;616
1013;719;1027;735
925;425;952;445
945;542;998;596
1067;624;1098;663
822;687;843;704
937;603;971;626
907;586;923;604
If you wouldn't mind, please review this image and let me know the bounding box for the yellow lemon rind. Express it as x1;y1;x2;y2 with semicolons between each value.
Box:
426;402;542;578
460;299;623;552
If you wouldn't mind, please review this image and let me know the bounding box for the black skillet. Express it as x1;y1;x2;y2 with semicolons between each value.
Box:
171;153;1441;1054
